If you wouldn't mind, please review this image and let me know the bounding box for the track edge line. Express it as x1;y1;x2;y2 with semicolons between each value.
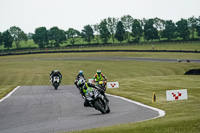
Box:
106;93;166;120
0;86;20;103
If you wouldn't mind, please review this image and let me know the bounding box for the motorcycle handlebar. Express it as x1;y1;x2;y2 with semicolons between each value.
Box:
92;79;107;83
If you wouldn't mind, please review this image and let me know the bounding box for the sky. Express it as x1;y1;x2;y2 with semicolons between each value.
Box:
0;0;200;33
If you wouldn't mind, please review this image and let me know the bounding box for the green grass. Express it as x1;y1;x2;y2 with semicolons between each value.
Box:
0;39;200;52
0;52;200;133
71;42;200;51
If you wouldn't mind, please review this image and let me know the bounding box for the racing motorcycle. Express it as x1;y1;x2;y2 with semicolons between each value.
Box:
75;76;86;91
85;87;110;114
93;80;107;92
52;76;60;90
97;80;107;91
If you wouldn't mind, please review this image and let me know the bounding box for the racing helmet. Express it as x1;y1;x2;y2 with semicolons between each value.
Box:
78;78;85;87
97;69;101;75
79;70;83;74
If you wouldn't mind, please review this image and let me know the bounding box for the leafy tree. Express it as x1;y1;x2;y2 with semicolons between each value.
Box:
162;20;177;40
93;23;100;44
48;27;66;47
32;27;49;48
121;15;133;42
99;19;110;44
9;26;27;48
115;21;125;43
27;33;33;39
153;17;165;40
131;19;143;42
196;26;200;38
196;16;200;38
188;16;198;39
21;32;28;43
107;17;118;43
2;30;13;50
66;28;80;45
140;18;147;41
144;19;159;41
0;32;2;46
176;18;190;40
81;25;94;44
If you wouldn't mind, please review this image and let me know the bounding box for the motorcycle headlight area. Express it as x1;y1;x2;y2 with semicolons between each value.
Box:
86;91;94;97
87;97;93;101
89;92;94;96
54;77;59;82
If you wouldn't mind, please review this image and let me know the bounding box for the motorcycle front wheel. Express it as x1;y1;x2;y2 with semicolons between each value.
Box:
94;99;106;114
53;82;59;90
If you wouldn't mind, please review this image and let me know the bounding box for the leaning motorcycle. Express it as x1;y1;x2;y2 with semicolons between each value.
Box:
75;76;85;91
85;87;110;114
52;76;60;90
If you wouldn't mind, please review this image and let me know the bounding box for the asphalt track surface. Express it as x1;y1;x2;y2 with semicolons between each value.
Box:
35;57;200;63
0;85;164;133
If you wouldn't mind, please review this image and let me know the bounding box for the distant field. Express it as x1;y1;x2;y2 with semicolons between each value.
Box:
0;40;200;52
67;42;200;51
0;51;200;133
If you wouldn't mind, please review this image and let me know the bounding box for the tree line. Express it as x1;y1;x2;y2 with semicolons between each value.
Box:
0;15;200;49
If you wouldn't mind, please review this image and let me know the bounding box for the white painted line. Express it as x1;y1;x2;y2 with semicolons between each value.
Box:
0;86;20;103
106;93;166;119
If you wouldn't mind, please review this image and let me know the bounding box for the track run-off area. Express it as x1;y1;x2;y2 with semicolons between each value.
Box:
0;85;165;133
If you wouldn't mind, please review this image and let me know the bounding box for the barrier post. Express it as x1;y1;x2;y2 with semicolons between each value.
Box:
152;92;156;103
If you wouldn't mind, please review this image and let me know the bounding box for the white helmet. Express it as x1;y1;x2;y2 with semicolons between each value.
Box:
78;78;85;87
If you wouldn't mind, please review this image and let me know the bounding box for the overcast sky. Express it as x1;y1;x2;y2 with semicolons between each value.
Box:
0;0;200;33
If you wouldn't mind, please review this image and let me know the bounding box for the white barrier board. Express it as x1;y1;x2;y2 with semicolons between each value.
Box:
107;82;119;88
166;89;188;101
88;79;93;83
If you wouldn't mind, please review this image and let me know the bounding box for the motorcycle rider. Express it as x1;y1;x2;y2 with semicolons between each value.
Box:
74;70;86;90
92;69;107;82
92;69;107;90
50;70;62;83
78;78;109;107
